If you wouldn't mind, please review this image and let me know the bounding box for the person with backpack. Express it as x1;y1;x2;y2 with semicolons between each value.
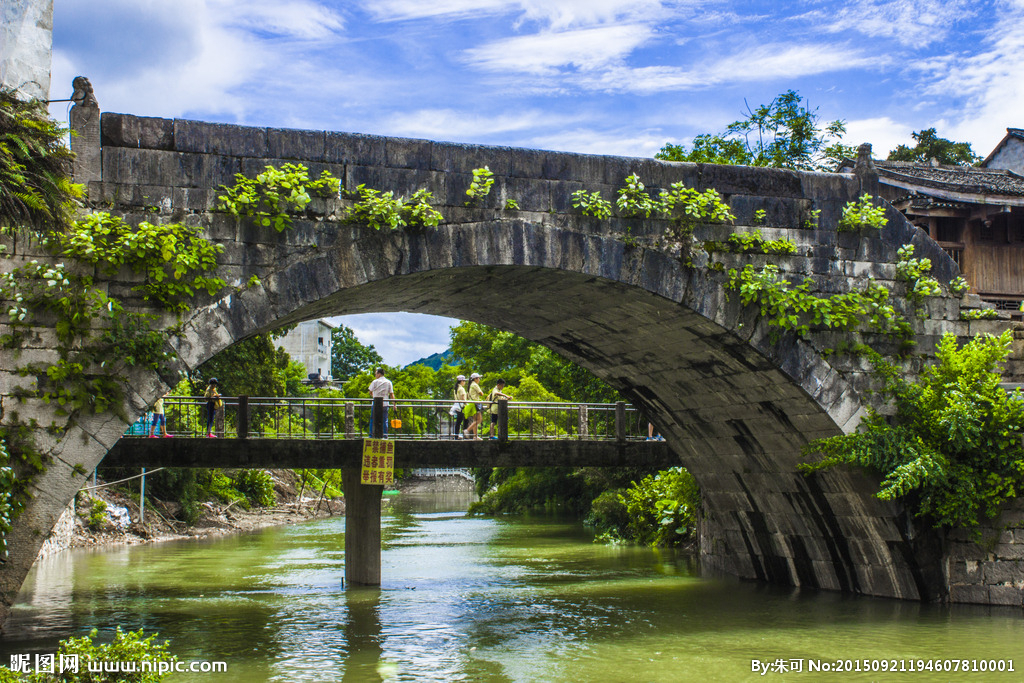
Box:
203;378;221;438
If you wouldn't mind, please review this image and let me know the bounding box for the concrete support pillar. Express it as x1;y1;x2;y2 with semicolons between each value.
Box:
577;404;588;439
371;396;384;438
345;403;355;437
342;467;383;586
237;395;249;439
615;401;626;442
497;400;508;442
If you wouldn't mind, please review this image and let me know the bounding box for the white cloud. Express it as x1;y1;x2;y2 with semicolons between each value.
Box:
839;116;914;158
463;24;655;74
576;43;882;94
365;0;681;29
381;108;582;141
524;127;668;157
216;0;345;40
361;0;514;23
330;313;456;367
913;0;1024;153
50;0;346;120
815;0;978;46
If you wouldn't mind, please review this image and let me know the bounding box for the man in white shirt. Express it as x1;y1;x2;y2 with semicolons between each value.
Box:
368;367;396;437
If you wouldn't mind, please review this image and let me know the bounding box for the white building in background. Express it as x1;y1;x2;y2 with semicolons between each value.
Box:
278;319;336;381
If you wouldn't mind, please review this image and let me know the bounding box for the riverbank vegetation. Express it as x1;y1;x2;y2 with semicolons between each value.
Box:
801;331;1024;530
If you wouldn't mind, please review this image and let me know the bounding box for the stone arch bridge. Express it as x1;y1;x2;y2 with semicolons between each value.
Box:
0;108;1012;624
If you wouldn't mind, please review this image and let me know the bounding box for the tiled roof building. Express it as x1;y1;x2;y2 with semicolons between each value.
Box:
982;127;1024;174
839;138;1024;314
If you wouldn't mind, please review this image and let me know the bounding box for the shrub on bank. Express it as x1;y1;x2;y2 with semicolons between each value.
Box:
586;467;699;546
0;627;175;682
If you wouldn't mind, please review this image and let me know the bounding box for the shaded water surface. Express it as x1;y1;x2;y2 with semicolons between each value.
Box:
2;491;1022;681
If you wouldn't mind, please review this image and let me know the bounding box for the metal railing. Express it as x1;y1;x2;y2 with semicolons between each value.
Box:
409;468;475;480
129;396;649;441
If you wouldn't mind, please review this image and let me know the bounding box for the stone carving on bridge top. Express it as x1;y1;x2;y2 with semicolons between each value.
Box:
69;75;100;184
4;85;1024;628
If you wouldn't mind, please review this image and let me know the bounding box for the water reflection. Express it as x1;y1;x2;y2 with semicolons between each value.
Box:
1;492;1022;682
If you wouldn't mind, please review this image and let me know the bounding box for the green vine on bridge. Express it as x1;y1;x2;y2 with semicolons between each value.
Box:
726;264;913;342
571;174;976;353
0;95;235;553
837;194;888;232
705;229;797;255
216;163;340;231
216;164;446;231
344;185;443;230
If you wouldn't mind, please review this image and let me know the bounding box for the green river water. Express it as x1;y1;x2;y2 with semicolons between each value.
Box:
1;491;1022;682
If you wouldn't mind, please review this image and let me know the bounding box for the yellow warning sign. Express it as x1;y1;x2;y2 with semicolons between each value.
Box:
361;439;395;485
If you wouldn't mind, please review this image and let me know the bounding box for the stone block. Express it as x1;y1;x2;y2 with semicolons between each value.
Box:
643;158;702;191
538;150;602;182
549;180;585;213
101;112;174;150
810;561;842;591
503;176;552;213
324;131;387;166
948;559;983;584
430;141;511;176
385;136;433;170
347;166;443;203
171;187;216;212
947;540;990;561
597;155;636;186
993;543;1024;561
969;320;1010;337
983;560;1023;585
505;147;545;178
174;119;268;157
987;585;1023;606
700;164;804;198
267;128;325;161
101;147;179;187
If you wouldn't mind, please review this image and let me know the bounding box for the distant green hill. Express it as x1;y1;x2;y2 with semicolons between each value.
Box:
406;348;458;371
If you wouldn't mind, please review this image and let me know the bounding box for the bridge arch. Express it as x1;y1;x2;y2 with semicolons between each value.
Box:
171;218;913;597
2;114;977;622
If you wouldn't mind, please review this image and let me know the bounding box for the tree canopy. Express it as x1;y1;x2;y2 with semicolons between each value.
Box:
656;90;855;172
331;325;383;381
886;128;981;167
195;331;306;397
449;321;619;403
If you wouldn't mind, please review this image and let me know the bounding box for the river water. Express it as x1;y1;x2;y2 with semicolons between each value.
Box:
2;491;1022;682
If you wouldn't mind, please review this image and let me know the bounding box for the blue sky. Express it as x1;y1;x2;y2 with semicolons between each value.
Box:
48;0;1024;365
